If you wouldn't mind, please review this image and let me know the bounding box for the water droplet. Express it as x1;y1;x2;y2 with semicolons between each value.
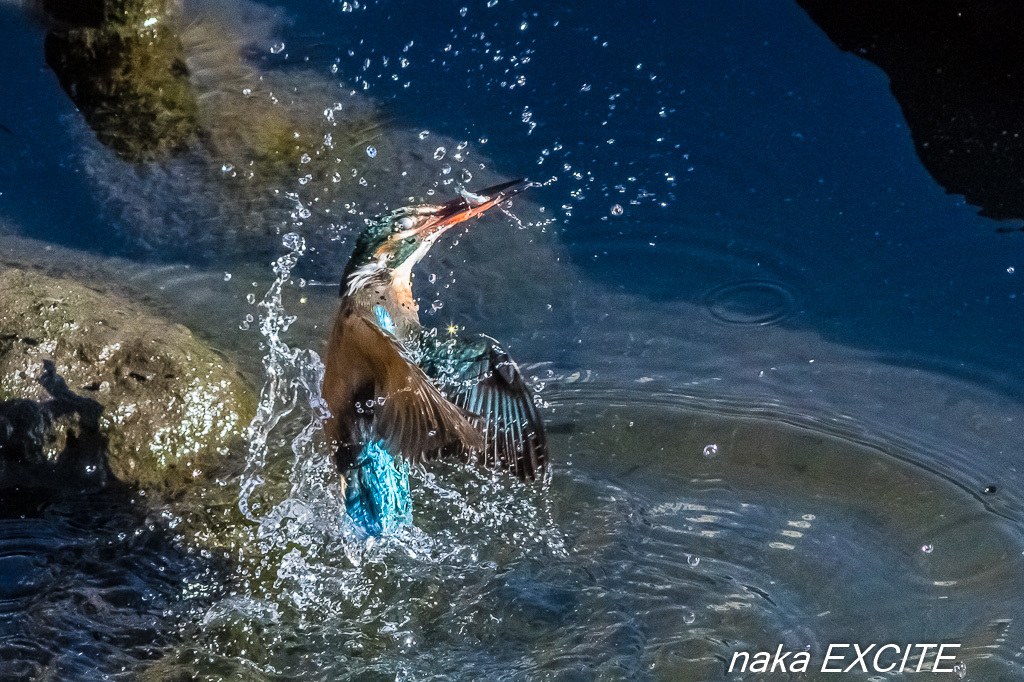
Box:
702;443;718;457
610;204;624;216
434;146;447;160
366;145;377;158
282;232;305;252
270;42;285;54
921;544;934;554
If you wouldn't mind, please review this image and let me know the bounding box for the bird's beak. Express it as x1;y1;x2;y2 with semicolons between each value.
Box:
430;178;529;229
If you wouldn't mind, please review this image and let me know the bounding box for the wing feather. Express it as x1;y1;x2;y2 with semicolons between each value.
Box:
322;307;482;470
420;334;548;481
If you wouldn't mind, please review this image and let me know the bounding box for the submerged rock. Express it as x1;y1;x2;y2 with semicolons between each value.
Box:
0;267;256;498
42;0;201;162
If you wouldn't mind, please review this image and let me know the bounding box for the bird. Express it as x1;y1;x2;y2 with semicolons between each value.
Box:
322;179;548;535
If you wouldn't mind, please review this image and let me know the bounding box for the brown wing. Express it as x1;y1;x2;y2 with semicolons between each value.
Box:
322;305;481;472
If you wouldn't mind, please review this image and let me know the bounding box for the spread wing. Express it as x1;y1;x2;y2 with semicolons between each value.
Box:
420;334;548;481
322;306;482;471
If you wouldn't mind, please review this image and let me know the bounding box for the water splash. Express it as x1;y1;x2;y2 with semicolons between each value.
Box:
234;230;565;621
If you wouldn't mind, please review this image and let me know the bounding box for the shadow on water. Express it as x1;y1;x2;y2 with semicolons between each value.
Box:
0;364;228;682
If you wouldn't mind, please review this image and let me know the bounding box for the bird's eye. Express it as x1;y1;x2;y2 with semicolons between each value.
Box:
398;217;415;229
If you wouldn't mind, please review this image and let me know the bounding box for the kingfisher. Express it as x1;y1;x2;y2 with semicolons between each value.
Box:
322;179;548;536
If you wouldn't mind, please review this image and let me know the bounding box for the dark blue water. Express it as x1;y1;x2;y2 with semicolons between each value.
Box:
275;0;1022;393
3;0;1021;392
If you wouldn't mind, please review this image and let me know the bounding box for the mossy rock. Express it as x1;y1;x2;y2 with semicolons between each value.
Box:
0;267;256;498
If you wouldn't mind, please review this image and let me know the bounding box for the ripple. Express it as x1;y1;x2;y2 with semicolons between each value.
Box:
703;279;797;326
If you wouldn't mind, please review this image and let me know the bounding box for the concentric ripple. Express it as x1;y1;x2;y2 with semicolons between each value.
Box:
703;279;797;326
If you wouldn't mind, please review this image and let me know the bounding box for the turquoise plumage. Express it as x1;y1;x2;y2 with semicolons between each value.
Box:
344;440;412;536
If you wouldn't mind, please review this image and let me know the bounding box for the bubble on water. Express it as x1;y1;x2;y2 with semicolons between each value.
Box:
270;42;285;54
520;21;528;30
246;293;256;304
1008;266;1015;274
221;163;234;172
487;0;497;6
921;544;934;554
299;174;312;185
300;154;311;164
702;443;718;457
224;272;232;281
610;204;624;216
954;661;967;678
434;146;447;160
242;88;252;96
686;554;700;567
85;464;97;474
459;6;467;16
365;145;377;158
419;130;430;140
682;611;696;625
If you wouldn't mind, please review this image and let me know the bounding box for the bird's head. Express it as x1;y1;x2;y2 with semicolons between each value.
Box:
342;179;528;296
